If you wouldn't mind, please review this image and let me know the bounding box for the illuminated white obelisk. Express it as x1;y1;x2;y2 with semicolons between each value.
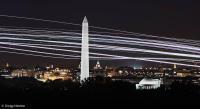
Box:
80;16;89;81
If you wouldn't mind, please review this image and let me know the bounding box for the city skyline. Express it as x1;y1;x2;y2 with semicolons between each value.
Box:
1;1;200;106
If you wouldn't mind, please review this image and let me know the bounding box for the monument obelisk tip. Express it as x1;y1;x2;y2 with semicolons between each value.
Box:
83;16;88;23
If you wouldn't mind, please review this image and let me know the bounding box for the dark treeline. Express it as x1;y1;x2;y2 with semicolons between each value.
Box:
0;76;200;107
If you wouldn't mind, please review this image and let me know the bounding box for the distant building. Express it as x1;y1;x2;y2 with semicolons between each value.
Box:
174;64;176;69
94;60;102;69
105;66;113;77
107;71;119;77
173;64;177;74
43;68;73;81
176;72;200;77
136;78;162;90
91;61;105;77
6;62;9;68
116;67;134;76
0;68;12;79
11;69;35;77
47;76;72;81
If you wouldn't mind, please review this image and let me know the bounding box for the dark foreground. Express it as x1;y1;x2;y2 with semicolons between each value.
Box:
0;76;200;108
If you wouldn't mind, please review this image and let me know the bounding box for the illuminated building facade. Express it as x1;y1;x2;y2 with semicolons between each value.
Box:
91;60;105;77
43;68;73;81
94;60;102;69
11;69;35;77
136;78;162;90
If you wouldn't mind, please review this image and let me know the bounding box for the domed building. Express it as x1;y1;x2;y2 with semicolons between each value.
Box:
91;61;105;77
136;78;162;90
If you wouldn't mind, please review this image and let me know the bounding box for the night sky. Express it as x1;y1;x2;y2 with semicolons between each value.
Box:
0;0;200;67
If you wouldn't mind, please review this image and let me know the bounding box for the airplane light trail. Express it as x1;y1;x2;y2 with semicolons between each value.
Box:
1;32;200;55
0;42;200;62
1;36;200;59
1;44;200;68
0;41;199;61
1;14;200;45
1;49;200;68
1;27;200;48
1;30;200;53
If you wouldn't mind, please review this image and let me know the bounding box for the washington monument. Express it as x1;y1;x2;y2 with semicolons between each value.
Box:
80;16;89;81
